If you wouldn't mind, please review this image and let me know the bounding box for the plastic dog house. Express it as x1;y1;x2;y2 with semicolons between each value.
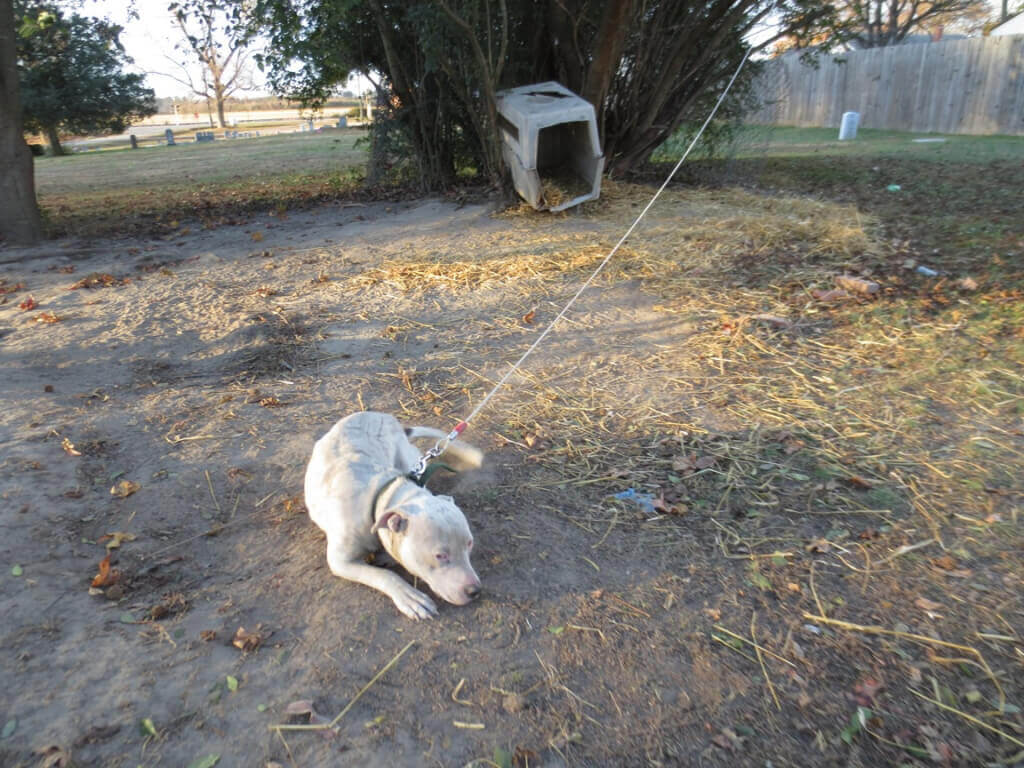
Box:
495;82;604;212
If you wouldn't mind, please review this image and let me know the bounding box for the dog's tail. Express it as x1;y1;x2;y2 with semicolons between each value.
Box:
405;426;484;471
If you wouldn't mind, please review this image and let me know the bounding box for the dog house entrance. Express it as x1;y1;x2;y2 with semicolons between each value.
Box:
536;121;598;209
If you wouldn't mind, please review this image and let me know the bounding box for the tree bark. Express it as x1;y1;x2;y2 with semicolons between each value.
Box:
45;124;65;156
0;0;43;244
580;0;635;133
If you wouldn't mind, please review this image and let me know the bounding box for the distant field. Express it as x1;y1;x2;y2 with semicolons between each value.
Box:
34;129;369;237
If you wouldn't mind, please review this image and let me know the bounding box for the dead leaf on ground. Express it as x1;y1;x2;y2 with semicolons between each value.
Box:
749;313;792;328
811;288;852;302
110;480;140;498
70;273;122;290
91;554;120;588
250;231;264;242
711;727;743;751
957;276;978;291
521;309;536;324
61;437;81;456
693;455;716;470
254;286;277;298
806;538;831;553
35;745;72;768
914;596;943;612
200;630;217;642
233;626;265;652
284;699;331;726
18;295;37;310
98;532;137;550
35;312;61;323
931;555;958;571
853;678;884;707
0;280;25;294
258;396;285;408
845;475;873;489
835;275;880;295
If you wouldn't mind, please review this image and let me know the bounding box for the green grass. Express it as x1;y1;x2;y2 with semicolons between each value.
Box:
34;129;369;237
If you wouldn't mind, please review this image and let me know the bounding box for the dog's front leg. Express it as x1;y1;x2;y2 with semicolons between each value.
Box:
326;544;438;620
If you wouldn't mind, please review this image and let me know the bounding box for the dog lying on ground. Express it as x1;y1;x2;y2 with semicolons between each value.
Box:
304;411;483;619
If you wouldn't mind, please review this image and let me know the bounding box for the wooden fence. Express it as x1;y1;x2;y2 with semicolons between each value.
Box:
748;35;1024;135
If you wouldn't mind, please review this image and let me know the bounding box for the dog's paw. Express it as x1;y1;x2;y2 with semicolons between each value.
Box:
392;584;437;620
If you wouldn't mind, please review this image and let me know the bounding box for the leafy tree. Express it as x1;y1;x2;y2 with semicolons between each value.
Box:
16;2;157;155
165;1;256;128
1;0;42;243
246;0;828;189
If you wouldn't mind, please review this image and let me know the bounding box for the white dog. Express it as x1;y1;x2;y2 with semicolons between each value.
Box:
304;412;483;619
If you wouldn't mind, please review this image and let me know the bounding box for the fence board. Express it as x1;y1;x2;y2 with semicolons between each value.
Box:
749;35;1024;135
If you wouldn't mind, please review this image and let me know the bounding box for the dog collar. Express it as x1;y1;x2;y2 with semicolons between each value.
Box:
371;472;408;525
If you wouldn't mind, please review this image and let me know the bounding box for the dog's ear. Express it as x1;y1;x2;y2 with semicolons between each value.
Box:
372;510;407;535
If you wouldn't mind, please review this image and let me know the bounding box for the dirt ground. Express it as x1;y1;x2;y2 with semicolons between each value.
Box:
1;182;1021;768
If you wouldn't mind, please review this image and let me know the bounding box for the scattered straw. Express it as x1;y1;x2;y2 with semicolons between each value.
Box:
752;611;781;710
908;689;1024;748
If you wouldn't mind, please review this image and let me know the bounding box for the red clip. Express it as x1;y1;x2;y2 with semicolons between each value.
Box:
453;421;467;435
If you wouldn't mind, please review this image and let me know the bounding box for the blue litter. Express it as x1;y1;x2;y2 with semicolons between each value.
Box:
612;488;656;514
915;265;939;277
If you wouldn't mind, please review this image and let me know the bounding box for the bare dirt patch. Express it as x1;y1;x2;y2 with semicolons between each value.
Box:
1;182;1021;767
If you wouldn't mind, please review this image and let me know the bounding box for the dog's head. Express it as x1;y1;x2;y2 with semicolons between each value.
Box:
373;490;481;606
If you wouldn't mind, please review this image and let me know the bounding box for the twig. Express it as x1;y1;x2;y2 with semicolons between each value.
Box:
712;625;796;667
269;640;416;733
711;633;758;664
274;728;298;768
205;469;222;516
809;561;826;617
875;538;936;566
908;690;1024;748
567;624;607;643
451;678;472;706
752;611;781;710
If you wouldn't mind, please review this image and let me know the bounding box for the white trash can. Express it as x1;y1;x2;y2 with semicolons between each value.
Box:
495;82;604;211
838;111;860;141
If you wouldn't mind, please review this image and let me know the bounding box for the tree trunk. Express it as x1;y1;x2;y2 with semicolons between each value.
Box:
45;124;65;156
580;0;635;139
0;0;43;244
216;89;227;128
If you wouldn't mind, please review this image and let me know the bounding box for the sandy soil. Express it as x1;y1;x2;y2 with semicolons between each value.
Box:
0;198;710;768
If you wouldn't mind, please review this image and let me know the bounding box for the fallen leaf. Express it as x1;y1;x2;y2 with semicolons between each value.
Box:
11;564;23;577
61;437;81;456
712;727;742;751
254;285;277;297
703;607;721;621
835;275;880;295
782;437;804;455
811;288;852;302
694;455;716;470
845;475;873;489
226;675;239;692
110;480;140;498
233;626;263;652
0;281;25;295
749;313;792;328
521;309;536;324
672;454;695;471
36;745;72;768
200;629;217;642
258;396;284;408
932;555;958;571
806;538;832;553
956;277;978;291
70;273;120;290
251;231;264;242
35;312;61;323
139;718;158;738
185;756;220;768
914;596;943;612
99;531;137;550
18;295;37;310
853;678;884;706
787;582;801;592
91;554;120;588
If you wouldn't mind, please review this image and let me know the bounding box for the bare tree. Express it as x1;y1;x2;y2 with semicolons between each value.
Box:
818;0;988;48
165;1;254;127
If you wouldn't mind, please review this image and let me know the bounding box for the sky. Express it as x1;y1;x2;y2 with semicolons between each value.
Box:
94;0;372;100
